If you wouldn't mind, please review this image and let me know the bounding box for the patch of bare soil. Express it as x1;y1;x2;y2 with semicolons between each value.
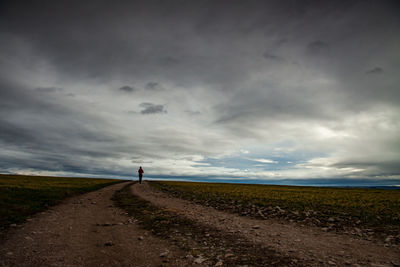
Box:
0;182;192;267
133;182;400;267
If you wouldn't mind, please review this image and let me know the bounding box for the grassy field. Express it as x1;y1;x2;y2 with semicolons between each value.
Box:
151;181;400;242
0;174;121;229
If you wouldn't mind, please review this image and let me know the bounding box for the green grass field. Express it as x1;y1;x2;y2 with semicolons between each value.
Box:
0;174;121;229
151;181;400;241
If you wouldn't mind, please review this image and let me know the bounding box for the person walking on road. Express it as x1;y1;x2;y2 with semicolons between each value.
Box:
138;166;144;184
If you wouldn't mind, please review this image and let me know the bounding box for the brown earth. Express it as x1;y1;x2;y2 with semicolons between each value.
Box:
0;182;193;267
132;182;400;267
1;181;399;267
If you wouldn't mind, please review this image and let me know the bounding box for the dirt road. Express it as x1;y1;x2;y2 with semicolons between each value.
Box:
1;181;399;266
0;182;191;267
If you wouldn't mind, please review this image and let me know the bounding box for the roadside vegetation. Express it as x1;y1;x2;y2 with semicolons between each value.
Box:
151;181;400;244
0;174;121;230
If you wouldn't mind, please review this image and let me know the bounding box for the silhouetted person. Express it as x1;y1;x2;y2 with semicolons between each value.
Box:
138;166;144;184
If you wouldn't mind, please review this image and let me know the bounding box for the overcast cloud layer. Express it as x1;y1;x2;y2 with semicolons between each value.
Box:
1;0;399;182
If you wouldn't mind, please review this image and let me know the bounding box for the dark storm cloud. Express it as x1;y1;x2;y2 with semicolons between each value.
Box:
0;79;138;174
145;82;164;91
119;85;135;92
366;67;383;74
0;0;399;179
262;52;284;61
1;0;397;92
306;41;329;54
35;87;62;93
0;151;133;177
214;87;334;127
0;120;37;145
159;56;180;66
0;0;311;87
139;103;166;114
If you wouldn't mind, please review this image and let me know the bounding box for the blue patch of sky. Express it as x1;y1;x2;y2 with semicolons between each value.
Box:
195;146;327;172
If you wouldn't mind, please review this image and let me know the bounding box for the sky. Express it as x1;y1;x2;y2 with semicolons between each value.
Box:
1;0;400;184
